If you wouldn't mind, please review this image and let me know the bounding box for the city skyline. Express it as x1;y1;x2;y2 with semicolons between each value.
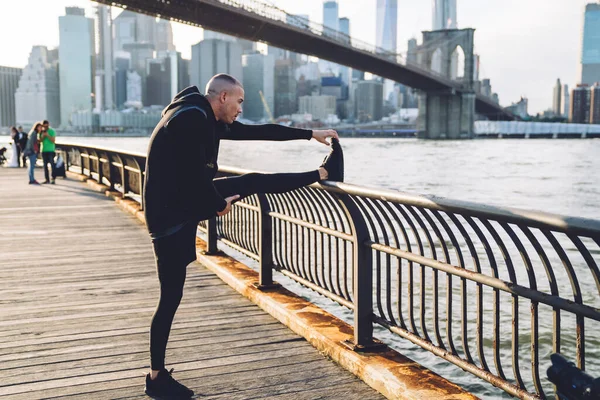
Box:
0;0;592;114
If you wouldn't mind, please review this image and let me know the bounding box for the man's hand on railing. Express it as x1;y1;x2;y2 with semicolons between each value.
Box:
217;195;240;216
312;129;339;146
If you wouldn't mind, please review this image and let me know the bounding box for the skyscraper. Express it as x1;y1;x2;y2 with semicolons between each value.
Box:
191;39;243;94
338;17;351;85
95;4;114;111
115;55;130;108
376;0;397;102
552;78;562;116
156;19;175;52
59;7;94;127
563;84;570;118
570;85;591;123
432;0;457;30
242;53;275;121
376;0;397;53
0;66;22;128
274;59;297;117
113;11;174;53
320;1;340;76
355;80;384;122
126;70;143;107
581;3;600;85
15;46;61;127
113;11;137;53
590;83;600;124
146;57;172;107
323;1;339;33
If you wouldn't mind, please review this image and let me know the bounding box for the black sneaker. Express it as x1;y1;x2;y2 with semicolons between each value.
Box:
320;138;344;182
145;368;194;399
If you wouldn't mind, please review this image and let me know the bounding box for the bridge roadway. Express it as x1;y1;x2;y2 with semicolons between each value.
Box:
0;167;384;399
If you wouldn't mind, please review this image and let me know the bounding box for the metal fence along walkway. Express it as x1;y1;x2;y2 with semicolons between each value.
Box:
0;167;384;399
56;142;600;399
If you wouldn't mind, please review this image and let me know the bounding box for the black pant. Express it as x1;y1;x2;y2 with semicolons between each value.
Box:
149;170;320;370
15;146;22;167
42;152;55;182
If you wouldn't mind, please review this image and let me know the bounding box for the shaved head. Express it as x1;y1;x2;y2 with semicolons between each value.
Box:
205;74;243;97
205;74;245;124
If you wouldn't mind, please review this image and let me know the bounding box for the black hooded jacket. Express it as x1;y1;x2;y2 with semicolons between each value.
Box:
143;86;312;236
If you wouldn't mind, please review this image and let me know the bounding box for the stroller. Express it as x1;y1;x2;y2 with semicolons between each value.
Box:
0;147;7;166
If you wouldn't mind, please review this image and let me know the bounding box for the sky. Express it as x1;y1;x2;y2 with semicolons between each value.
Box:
0;0;591;114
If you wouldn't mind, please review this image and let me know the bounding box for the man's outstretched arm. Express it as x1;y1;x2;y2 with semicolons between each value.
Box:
222;121;339;144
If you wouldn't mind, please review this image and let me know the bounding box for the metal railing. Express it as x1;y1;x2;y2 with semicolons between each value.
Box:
59;142;600;399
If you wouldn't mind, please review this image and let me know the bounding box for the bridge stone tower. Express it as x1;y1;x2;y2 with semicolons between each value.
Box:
415;28;476;139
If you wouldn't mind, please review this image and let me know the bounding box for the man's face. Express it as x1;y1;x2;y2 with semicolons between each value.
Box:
221;86;244;124
43;123;49;130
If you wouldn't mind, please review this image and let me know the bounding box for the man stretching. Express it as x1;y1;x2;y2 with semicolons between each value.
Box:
143;73;343;399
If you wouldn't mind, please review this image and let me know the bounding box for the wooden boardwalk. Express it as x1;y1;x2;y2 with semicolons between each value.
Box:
0;167;384;400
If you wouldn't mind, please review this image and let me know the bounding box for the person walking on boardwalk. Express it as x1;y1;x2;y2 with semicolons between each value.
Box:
40;120;57;184
143;73;344;399
17;126;28;168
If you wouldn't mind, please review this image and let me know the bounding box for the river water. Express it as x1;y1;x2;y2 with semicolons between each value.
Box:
3;136;599;397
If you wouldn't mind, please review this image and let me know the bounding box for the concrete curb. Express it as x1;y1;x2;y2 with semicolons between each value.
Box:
67;170;477;400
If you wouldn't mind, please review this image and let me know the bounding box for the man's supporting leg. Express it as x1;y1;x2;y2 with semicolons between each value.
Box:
213;170;321;199
149;222;198;372
42;152;51;182
48;151;56;182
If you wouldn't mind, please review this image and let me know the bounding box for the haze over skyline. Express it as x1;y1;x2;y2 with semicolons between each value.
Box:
0;0;590;114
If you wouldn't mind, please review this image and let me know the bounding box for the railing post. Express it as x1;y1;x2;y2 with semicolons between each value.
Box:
205;217;218;254
254;193;280;290
336;193;386;352
96;151;104;185
64;149;70;172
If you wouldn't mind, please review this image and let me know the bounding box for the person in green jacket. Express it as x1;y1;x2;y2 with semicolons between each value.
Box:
40;119;56;184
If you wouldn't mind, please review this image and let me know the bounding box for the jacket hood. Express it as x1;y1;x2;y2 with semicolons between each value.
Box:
161;86;215;120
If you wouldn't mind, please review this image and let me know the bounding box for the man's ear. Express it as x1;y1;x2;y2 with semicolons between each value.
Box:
220;91;227;104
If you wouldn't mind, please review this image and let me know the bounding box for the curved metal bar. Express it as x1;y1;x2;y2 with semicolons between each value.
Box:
296;187;324;289
381;201;412;330
480;218;525;389
392;203;425;336
418;208;450;351
367;198;395;324
301;187;334;295
288;189;317;285
267;193;286;271
445;212;489;372
430;210;473;364
316;188;350;300
405;205;435;345
464;216;506;380
372;198;402;328
568;234;600;298
281;191;308;281
500;222;540;395
519;225;561;380
543;231;583;304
